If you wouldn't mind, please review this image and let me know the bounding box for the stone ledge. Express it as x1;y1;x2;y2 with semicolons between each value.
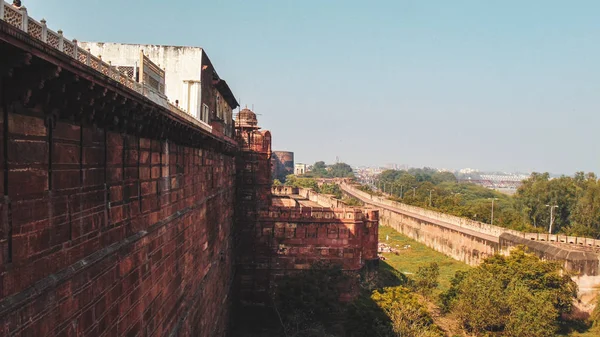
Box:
500;233;600;276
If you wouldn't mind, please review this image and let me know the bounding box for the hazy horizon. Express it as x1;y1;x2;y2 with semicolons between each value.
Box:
28;0;600;174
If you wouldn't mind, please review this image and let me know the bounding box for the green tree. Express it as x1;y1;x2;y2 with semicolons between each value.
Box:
310;161;328;177
285;174;319;190
414;262;440;296
569;174;600;237
514;172;600;236
320;183;343;198
591;294;600;328
514;172;552;229
504;285;558;337
305;161;354;178
431;171;457;184
395;173;418;195
313;161;326;170
441;247;577;336
378;169;404;183
372;287;444;337
342;197;363;206
328;162;354;178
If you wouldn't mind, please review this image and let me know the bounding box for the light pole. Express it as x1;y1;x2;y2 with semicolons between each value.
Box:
412;187;417;198
428;189;434;207
489;197;499;225
546;204;558;234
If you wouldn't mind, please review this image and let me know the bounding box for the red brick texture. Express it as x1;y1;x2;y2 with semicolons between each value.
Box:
233;114;379;304
0;108;235;336
236;205;379;303
258;207;378;272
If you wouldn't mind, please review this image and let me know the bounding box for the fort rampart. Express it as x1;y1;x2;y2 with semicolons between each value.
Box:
0;7;236;336
237;186;378;303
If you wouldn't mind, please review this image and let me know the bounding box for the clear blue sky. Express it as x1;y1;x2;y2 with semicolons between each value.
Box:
25;0;599;174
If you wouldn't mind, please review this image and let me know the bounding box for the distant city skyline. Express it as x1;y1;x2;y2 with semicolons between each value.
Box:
293;158;567;176
28;0;600;175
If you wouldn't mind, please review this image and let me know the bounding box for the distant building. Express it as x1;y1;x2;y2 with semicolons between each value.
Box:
271;151;294;181
459;168;480;174
294;163;307;175
78;42;239;138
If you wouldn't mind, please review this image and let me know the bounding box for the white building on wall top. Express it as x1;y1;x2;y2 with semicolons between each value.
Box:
79;42;238;137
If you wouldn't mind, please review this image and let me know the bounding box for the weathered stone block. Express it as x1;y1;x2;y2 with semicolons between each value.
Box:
8;139;48;165
8;113;46;136
8;169;48;198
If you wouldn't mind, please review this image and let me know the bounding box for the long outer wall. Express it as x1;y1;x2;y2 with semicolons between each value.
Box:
341;184;498;266
341;183;600;302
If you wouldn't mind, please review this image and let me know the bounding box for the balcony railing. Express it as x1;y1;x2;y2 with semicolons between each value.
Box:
0;1;212;133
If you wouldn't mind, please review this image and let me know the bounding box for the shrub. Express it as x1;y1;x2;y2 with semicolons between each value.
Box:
414;262;440;296
372;287;444;337
440;247;577;336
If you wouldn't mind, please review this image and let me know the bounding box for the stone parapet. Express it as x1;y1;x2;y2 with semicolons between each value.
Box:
259;206;370;222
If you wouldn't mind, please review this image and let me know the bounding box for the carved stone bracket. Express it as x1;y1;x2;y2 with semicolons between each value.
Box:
0;33;230;152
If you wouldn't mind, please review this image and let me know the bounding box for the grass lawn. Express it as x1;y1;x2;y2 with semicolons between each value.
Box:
378;226;470;294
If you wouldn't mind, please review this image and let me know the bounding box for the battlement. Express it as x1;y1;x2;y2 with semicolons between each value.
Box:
259;206;378;223
272;185;299;195
269;186;379;222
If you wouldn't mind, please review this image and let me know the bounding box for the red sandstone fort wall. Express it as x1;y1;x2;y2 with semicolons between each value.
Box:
237;183;379;303
0;108;235;336
257;207;378;271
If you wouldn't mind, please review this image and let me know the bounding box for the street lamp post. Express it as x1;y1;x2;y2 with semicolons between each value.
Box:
546;204;558;234
489;197;499;225
428;189;434;207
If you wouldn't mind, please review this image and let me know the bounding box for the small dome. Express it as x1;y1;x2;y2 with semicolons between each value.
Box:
236;108;258;128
